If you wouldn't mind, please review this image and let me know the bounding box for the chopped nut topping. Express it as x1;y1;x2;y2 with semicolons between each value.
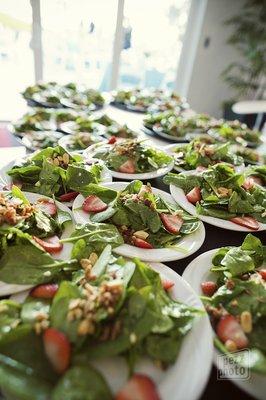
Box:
240;311;252;333
133;230;149;240
217;187;232;198
225;339;237;352
0;193;35;226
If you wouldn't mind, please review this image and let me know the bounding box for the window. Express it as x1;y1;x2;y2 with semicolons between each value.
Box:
118;0;191;89
41;0;118;91
0;0;34;120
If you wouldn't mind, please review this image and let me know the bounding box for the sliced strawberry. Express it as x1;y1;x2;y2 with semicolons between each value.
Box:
59;191;79;202
33;235;63;254
230;216;259;230
196;166;207;172
133;237;153;249
216;315;248;350
258;269;266;280
43;328;70;374
186;187;201;204
30;283;59;299
161;278;175;291
37;198;57;216
242;177;254;190
82;195;108;213
118;159;135;174
160;213;183;234
201;281;217;296
115;374;160;400
108;135;117;144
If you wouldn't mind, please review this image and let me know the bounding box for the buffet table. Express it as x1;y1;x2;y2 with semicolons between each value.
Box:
0;103;264;400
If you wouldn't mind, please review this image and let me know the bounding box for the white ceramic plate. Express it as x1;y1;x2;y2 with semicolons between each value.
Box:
165;143;188;172
72;182;205;262
59;121;107;136
183;250;266;400
58;134;103;153
152;125;189;142
0;191;74;296
169;171;266;232
89;262;213;400
84;142;175;181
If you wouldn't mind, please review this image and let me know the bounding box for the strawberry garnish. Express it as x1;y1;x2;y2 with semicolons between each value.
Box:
216;315;248;350
161;278;175;291
242;177;255;190
43;328;70;374
59;191;79;202
230;216;259;230
82;195;108;213
201;281;217;296
37;198;57;216
108;135;117;144
133;237;153;249
258;269;266;280
118;159;135;174
30;283;58;299
160;213;183;234
33;235;63;254
186;187;201;204
115;374;160;400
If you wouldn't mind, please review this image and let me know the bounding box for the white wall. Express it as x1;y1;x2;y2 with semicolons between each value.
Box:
187;0;245;118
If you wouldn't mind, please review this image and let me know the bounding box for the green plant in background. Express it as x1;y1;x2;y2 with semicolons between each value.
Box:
222;0;266;100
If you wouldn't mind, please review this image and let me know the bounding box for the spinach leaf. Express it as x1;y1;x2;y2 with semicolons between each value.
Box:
52;365;112;400
79;183;117;204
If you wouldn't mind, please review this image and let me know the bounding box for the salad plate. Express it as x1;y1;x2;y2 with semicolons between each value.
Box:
165;139;245;173
164;164;266;232
72;181;205;262
2;146;112;207
0;245;212;400
85;139;174;180
58;132;106;153
0;189;74;296
183;235;266;400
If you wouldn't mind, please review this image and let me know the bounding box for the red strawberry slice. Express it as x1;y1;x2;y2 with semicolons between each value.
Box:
196;166;207;172
133;237;153;249
33;235;63;254
259;269;266;280
216;315;248;350
160;213;183;234
242;177;254;190
186;187;201;204
230;216;259;230
161;278;175;291
201;281;217;296
118;159;135;174
115;374;160;400
59;191;79;202
108;135;117;144
82;195;108;213
37;199;57;216
30;284;59;299
43;328;70;374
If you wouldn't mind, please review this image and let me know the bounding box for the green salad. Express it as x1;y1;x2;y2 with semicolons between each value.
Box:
209;122;262;147
169;138;244;171
144;111;214;138
22;82;105;110
0;187;74;286
62;132;104;151
12;109;55;135
0;244;201;399
74;180;201;250
234;145;265;165
246;165;266;187
164;163;266;230
90;139;173;174
7;146;105;201
201;234;266;374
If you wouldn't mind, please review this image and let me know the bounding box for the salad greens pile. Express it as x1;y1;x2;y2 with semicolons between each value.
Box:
164;163;266;227
169;138;244;171
246;165;266;187
0;187;75;286
209;123;262;147
90;139;173;174
144;111;214;138
7;146;104;199
234;145;265;166
113;88;185;112
0;244;201;399
76;180;201;249
22;82;105;111
202;234;266;374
